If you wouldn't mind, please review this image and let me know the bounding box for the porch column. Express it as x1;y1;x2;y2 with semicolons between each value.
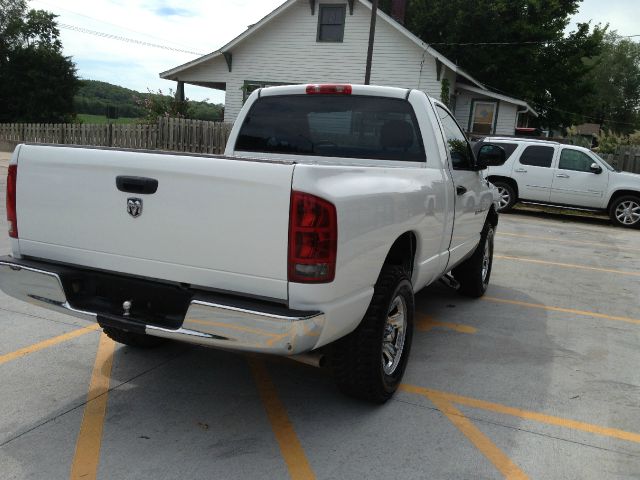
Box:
175;81;185;102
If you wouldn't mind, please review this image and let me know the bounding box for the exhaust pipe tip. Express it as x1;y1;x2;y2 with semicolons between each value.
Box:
289;352;326;369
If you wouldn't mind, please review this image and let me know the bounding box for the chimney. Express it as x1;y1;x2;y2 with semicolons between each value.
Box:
391;0;407;25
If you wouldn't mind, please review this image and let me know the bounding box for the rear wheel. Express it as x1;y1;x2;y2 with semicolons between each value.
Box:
492;181;516;212
452;224;495;298
610;195;640;228
330;265;414;403
102;327;166;348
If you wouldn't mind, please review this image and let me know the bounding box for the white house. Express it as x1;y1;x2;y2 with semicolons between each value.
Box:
160;0;536;135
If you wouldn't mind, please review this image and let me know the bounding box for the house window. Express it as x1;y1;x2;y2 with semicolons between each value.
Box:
317;5;346;42
470;101;497;134
242;80;286;103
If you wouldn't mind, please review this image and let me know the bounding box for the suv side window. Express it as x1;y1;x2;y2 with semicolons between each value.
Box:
519;145;554;168
473;142;518;163
436;105;475;170
559;149;595;172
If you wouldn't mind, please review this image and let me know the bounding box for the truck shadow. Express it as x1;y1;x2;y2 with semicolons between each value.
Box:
99;281;558;477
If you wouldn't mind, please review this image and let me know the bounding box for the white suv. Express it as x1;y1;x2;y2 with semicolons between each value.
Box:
476;137;640;228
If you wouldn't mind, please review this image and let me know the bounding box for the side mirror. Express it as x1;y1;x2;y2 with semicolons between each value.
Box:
476;144;506;170
590;163;603;174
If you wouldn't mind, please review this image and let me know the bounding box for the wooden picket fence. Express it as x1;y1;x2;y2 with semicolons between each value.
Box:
0;118;232;154
602;146;640;174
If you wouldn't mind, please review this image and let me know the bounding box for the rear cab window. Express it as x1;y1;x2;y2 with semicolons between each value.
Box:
519;145;554;168
235;95;426;162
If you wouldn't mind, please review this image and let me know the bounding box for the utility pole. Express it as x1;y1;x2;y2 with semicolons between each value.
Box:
364;0;378;85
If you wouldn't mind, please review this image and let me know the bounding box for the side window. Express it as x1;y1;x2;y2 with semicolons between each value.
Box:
472;142;518;163
436;105;475;170
317;5;346;42
559;149;595;172
499;143;519;161
519;146;554;168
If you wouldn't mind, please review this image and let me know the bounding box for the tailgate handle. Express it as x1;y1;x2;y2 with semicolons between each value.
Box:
116;176;158;194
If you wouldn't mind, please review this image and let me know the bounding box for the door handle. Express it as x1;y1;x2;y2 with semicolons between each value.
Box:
456;185;467;196
116;176;159;194
514;168;527;173
556;174;570;178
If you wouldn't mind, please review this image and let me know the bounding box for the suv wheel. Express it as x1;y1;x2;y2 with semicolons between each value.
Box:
610;195;640;228
492;181;516;212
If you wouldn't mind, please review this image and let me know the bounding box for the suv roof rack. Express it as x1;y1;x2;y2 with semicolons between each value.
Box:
481;136;560;145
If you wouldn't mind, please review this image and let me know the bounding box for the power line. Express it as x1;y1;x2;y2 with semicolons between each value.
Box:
32;0;198;51
476;81;639;127
427;34;639;46
58;24;204;56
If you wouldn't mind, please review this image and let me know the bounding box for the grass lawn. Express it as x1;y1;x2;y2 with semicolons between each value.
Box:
77;114;140;124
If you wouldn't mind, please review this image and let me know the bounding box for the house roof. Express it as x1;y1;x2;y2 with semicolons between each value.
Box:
575;123;601;136
160;0;487;88
457;84;538;117
160;0;299;80
160;0;520;100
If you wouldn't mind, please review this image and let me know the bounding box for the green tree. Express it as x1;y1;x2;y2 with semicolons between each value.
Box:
381;0;605;129
0;0;78;122
584;33;640;134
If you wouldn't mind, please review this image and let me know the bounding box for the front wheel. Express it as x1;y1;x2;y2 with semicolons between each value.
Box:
452;225;495;298
610;195;640;228
330;265;414;403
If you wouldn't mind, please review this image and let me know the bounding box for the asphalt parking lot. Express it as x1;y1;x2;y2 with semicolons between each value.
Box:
1;159;639;479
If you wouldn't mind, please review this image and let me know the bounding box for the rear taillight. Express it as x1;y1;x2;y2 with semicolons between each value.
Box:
6;164;17;238
288;191;337;283
306;84;352;95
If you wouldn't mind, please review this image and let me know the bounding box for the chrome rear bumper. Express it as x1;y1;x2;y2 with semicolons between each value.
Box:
0;257;324;355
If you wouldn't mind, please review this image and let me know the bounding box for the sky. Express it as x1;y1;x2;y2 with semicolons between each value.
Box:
29;0;640;105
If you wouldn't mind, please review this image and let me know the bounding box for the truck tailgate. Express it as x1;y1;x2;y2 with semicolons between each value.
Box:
15;145;294;300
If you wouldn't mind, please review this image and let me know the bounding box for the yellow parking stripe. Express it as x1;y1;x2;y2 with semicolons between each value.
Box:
0;324;100;366
498;231;640;253
416;314;477;334
249;358;315;480
495;255;640;277
482;296;640;326
401;384;640;444
425;390;529;480
70;333;116;480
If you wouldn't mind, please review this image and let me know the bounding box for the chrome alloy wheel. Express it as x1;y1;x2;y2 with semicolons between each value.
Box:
496;186;511;210
615;200;640;226
481;229;493;285
382;295;407;376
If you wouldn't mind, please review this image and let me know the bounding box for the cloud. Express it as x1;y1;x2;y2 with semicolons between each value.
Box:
153;6;194;17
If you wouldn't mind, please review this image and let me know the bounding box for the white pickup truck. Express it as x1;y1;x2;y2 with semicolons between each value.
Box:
1;84;504;402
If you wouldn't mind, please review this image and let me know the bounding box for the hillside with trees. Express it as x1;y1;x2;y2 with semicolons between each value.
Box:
74;80;225;122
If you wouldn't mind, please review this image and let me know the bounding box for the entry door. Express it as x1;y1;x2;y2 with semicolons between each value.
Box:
513;145;555;202
550;148;609;208
435;105;492;267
